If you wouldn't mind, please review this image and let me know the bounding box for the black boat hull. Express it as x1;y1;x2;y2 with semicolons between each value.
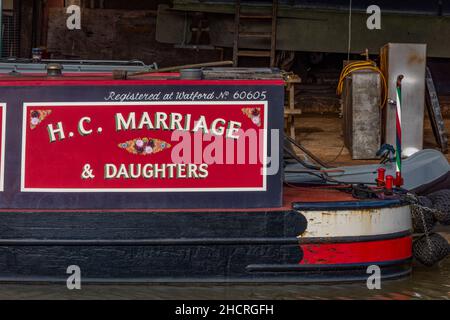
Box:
0;205;412;283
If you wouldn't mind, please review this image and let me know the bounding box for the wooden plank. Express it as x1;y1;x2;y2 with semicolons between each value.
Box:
231;0;275;67
202;71;282;80
284;109;302;115
237;49;271;57
19;0;34;58
239;31;272;38
240;14;272;19
425;66;448;153
232;0;241;67
270;0;278;67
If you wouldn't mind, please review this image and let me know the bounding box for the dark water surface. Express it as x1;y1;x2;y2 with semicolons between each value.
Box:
0;259;448;300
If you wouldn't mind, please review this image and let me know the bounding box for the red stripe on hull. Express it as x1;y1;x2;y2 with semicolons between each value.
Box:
300;236;412;264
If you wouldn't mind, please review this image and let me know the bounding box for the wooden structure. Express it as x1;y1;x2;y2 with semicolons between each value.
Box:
284;73;301;139
160;1;450;59
425;66;448;153
232;0;278;67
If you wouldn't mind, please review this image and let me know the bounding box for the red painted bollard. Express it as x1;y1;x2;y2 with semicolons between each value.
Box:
395;171;404;188
385;175;394;194
376;168;386;187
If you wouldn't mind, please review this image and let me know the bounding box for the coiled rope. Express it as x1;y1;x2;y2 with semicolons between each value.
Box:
336;59;388;108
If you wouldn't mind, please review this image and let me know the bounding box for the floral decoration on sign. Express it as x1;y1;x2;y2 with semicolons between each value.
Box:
118;137;171;155
242;107;261;127
30;109;52;130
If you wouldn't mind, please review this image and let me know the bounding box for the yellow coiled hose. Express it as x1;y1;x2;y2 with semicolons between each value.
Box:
336;60;388;108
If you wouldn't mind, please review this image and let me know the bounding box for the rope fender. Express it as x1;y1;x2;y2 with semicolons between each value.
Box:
426;189;450;225
413;233;449;267
405;190;450;266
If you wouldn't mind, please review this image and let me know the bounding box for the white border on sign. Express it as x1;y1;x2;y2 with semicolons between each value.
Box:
21;101;268;193
0;103;6;192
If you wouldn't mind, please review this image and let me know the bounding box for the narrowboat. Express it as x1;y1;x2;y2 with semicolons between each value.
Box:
0;62;447;283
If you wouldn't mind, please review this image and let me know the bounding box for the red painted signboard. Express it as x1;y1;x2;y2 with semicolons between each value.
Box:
21;102;267;192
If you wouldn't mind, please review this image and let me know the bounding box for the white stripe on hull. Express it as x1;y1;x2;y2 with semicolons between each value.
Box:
298;205;412;238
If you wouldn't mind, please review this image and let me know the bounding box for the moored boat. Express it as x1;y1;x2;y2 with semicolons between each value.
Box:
0;64;446;283
0;185;413;283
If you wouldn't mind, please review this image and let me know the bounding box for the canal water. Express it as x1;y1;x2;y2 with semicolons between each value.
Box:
0;258;448;300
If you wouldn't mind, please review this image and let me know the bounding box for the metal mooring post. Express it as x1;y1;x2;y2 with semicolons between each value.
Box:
395;75;405;187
